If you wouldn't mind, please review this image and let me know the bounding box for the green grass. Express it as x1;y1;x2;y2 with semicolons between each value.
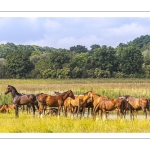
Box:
0;111;150;133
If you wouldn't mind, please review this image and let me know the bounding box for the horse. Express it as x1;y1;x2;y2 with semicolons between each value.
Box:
124;95;148;120
46;108;58;116
0;104;9;113
7;103;15;113
4;85;39;118
93;96;126;120
86;97;94;117
36;90;75;118
63;91;94;118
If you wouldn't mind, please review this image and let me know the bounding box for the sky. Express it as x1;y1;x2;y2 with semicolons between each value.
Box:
0;17;150;50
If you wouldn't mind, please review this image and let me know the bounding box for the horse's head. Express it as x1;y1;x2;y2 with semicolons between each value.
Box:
54;91;61;95
82;91;94;101
87;91;94;99
68;90;75;100
5;85;13;95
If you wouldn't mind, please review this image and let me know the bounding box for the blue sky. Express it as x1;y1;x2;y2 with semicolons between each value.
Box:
0;17;150;49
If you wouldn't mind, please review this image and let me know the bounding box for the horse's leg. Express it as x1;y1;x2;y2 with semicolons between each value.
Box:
15;104;19;118
57;105;62;119
128;104;133;120
133;110;138;120
31;104;35;117
142;107;147;119
91;107;93;117
82;107;86;118
64;106;67;117
87;107;90;118
38;104;44;118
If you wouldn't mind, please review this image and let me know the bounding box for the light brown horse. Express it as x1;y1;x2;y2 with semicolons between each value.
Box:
124;95;148;120
7;103;15;113
36;90;75;118
64;91;94;118
0;104;9;113
93;96;126;120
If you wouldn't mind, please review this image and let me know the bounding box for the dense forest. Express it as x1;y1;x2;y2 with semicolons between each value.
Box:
1;34;150;79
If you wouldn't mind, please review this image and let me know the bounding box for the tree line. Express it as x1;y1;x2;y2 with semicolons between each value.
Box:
1;35;150;79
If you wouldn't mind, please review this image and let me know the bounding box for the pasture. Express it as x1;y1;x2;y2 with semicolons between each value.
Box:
1;78;150;133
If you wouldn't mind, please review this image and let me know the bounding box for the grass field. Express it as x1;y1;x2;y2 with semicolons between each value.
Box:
1;78;150;133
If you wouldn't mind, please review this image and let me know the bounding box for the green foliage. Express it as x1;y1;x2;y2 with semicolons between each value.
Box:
1;35;150;79
6;50;34;78
0;58;6;78
117;46;144;74
70;45;88;54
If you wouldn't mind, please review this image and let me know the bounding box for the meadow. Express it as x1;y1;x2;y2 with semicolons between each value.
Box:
1;78;150;133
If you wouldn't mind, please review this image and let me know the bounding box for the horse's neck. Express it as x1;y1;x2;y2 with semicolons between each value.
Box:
93;94;100;101
11;88;20;98
83;94;89;101
61;92;69;101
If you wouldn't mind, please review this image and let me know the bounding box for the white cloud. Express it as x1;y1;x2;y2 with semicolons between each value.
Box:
43;19;61;31
108;23;146;37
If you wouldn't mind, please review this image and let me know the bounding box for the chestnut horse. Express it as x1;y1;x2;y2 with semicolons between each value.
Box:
36;90;75;118
0;104;9;113
64;91;94;118
5;85;39;118
7;103;15;113
124;95;148;120
93;96;126;120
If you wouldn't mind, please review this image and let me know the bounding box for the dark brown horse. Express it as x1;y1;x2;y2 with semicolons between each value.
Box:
124;95;148;120
5;85;39;118
36;90;75;118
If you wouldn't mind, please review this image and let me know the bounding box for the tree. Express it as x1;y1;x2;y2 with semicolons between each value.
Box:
48;49;71;70
6;50;34;78
92;46;116;76
0;58;6;78
70;45;88;54
117;46;144;74
90;44;101;50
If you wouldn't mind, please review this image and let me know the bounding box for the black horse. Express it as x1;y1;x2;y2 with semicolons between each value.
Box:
5;85;39;118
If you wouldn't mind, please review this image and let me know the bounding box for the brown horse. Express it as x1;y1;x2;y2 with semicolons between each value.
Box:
93;96;126;120
86;98;94;117
36;90;75;118
63;91;94;118
5;85;39;118
46;108;58;116
7;103;15;113
0;104;9;113
124;95;148;120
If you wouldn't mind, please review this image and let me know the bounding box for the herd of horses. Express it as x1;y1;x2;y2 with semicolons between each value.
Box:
1;84;150;120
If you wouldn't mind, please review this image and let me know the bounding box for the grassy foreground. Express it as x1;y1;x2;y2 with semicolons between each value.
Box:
0;78;150;133
0;111;150;133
